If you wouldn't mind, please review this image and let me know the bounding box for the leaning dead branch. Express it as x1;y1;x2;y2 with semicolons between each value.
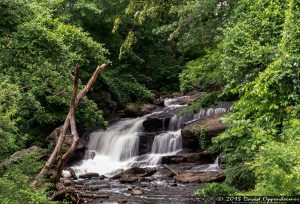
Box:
33;64;107;187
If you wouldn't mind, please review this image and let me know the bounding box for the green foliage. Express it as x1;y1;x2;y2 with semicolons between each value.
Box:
102;69;154;105
0;150;55;204
0;79;23;160
0;0;109;141
195;128;209;150
244;139;300;196
180;51;224;92
195;183;237;197
209;0;300;193
179;92;221;115
220;0;287;90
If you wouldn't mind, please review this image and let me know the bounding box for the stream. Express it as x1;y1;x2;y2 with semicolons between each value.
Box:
63;95;230;203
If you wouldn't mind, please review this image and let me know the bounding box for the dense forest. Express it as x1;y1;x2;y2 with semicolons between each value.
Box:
0;0;299;203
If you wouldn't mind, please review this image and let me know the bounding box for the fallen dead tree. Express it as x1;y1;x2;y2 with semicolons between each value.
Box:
33;64;107;187
50;183;109;202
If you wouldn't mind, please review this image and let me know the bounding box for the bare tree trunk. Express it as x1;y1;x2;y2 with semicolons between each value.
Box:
54;67;79;183
33;64;107;187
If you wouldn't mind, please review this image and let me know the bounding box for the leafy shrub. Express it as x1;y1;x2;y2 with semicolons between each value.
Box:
180;51;224;92
0;149;57;203
195;183;237;197
244;139;300;196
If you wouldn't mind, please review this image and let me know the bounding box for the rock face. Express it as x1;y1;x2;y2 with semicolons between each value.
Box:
138;132;157;155
182;114;227;149
143;117;171;132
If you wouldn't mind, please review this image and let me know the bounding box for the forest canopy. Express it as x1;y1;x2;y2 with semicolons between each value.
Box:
0;0;299;202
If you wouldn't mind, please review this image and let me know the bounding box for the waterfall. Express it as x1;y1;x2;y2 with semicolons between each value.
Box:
88;118;144;161
72;96;230;175
187;156;221;173
151;130;182;154
168;107;229;131
74;117;145;175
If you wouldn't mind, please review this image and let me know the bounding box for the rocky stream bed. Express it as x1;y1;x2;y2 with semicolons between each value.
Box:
56;92;231;203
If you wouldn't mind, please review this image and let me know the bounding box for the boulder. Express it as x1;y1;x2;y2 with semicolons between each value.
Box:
0;146;47;173
153;96;165;106
169;92;184;98
120;176;139;183
47;127;86;150
174;171;225;183
124;103;159;117
182;114;227;149
112;167;157;180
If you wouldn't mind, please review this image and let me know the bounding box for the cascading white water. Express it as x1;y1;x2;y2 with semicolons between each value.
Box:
73;117;145;175
168;107;229;131
142;130;182;166
151;131;182;154
188;156;221;172
72;96;230;176
88;118;144;161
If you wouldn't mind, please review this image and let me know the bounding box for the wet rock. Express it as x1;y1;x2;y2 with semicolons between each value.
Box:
120;176;139;183
132;188;143;195
114;167;157;184
67;168;77;179
143;117;171;132
79;172;100;179
124;103;159;117
170;183;178;187
118;199;128;203
153;97;165;106
113;167;157;179
161;151;213;164
174;171;225;183
138;132;156;155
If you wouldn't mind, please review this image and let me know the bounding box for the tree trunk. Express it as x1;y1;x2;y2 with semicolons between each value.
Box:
33;64;107;187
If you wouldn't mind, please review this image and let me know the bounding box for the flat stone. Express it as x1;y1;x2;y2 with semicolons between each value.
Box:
161;151;213;164
174;171;225;183
131;188;143;195
79;172;100;179
119;176;139;183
